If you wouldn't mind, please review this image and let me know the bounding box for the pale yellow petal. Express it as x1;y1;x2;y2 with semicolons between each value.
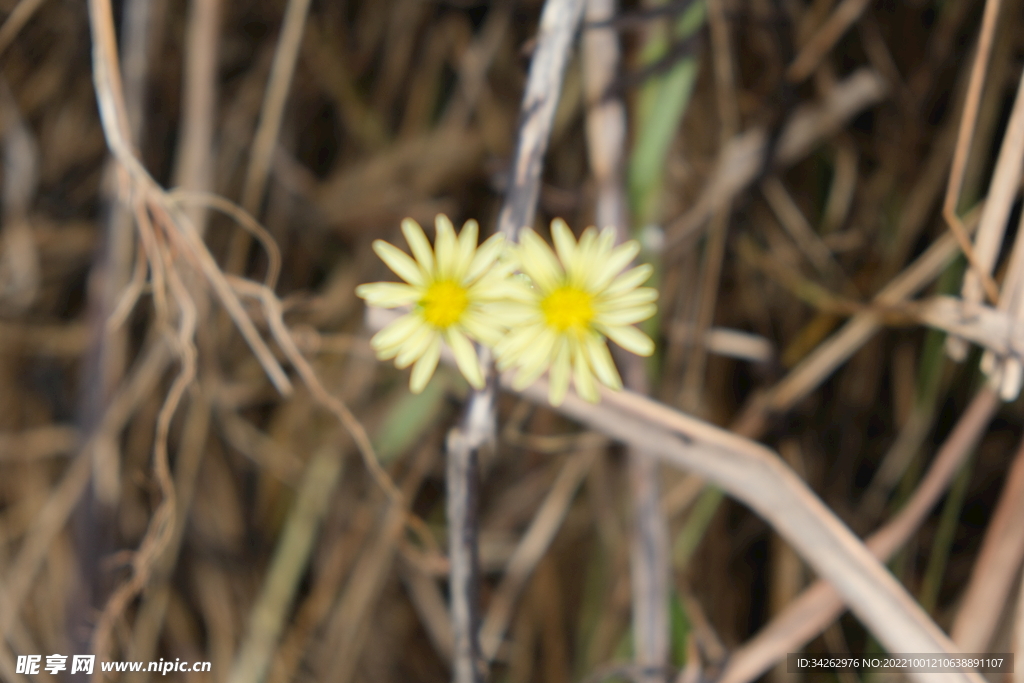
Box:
589;227;616;271
570;227;601;283
602;324;655;356
511;326;556;373
596;303;657;326
453;219;479;280
573;345;599;403
518;228;563;292
401;218;434;275
548;339;572;406
481;300;539;326
495;322;548;365
598;287;658;310
583;333;622;390
395;325;436;369
465;233;506;282
477;274;535;303
496;243;521;272
604;264;654;297
510;355;554;389
577;227;598;258
355;282;419;308
460;310;505;345
409;336;442;393
551;218;577;271
470;277;527;302
434;214;458;279
446;328;484;389
370;314;421;358
590;240;640;290
511;361;548;391
373;240;425;286
510;330;557;390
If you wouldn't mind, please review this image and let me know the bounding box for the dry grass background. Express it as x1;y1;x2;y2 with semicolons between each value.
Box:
2;0;1024;682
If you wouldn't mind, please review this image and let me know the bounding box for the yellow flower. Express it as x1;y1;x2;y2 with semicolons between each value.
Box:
357;215;512;393
494;219;657;406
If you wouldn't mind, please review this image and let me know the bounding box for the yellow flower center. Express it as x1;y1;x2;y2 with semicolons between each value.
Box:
420;280;468;328
542;286;594;332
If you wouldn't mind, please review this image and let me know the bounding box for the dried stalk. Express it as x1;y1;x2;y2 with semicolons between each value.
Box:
980;69;1024;400
447;420;487;683
957;68;1024;315
718;388;999;683
444;1;585;682
494;0;585;241
520;381;983;683
369;307;985;683
170;0;221;233
238;10;307;190
941;0;1003;315
950;433;1024;650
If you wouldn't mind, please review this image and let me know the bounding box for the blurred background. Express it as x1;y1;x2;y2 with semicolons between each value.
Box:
0;0;1021;682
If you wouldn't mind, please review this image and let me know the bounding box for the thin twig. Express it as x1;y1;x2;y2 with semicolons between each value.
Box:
82;0;161;514
89;0;294;393
957;66;1024;318
950;433;1024;650
0;0;50;61
979;66;1024;399
941;0;1003;309
761;176;854;292
170;0;220;235
226;0;313;273
786;0;871;83
225;276;414;518
90;241;197;673
125;385;212;679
